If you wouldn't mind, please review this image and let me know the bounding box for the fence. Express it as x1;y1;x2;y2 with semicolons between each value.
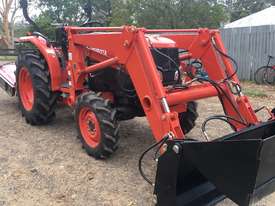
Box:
221;25;275;80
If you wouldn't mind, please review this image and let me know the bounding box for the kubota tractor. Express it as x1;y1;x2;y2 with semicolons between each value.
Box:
1;1;275;205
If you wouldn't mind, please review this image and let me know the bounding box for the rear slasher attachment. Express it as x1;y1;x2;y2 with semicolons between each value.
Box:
0;63;16;96
155;120;275;206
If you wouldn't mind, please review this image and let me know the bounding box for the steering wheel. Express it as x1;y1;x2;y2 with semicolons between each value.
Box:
32;31;51;47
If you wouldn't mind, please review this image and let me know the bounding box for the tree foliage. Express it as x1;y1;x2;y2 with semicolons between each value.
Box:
38;0;85;24
228;0;275;21
131;0;228;29
33;0;114;37
110;0;133;26
5;0;275;42
33;0;229;32
37;0;113;25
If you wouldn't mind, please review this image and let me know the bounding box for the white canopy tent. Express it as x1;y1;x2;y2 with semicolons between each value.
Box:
225;6;275;28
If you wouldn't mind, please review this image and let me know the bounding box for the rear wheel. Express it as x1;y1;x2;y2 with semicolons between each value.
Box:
179;102;198;134
16;52;58;125
254;66;268;85
18;67;34;111
76;92;120;159
264;66;275;85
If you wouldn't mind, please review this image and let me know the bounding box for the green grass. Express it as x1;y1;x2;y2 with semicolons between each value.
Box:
243;88;268;98
0;56;16;61
241;80;254;84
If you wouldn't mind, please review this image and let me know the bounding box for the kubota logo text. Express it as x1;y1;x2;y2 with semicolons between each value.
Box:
89;47;108;56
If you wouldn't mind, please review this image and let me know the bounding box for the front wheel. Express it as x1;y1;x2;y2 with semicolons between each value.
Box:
76;92;120;159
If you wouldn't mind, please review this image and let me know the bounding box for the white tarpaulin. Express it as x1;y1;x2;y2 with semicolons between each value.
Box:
225;6;275;28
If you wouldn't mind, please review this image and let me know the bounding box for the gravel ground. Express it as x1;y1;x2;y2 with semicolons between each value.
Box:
0;79;275;206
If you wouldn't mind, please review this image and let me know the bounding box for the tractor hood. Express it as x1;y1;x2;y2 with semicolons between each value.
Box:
146;35;177;48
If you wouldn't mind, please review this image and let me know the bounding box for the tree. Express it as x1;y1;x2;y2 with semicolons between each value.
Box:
37;0;113;25
38;0;86;24
33;11;56;39
227;0;275;21
0;0;20;48
29;0;229;38
34;0;114;37
131;0;228;29
266;0;275;5
230;0;265;21
110;0;134;26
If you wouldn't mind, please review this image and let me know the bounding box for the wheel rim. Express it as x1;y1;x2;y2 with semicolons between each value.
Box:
79;107;101;148
19;67;34;111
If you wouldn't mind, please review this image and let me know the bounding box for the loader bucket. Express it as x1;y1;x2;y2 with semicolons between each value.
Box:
154;120;275;206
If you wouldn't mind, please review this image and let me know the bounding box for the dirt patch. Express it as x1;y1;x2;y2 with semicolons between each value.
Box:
0;81;274;206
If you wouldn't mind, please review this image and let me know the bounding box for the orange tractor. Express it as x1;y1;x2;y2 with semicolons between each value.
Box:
1;1;275;205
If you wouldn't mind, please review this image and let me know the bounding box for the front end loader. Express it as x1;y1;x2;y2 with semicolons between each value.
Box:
155;121;275;206
1;1;275;205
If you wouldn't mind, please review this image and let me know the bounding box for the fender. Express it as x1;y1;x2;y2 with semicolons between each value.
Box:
18;36;62;91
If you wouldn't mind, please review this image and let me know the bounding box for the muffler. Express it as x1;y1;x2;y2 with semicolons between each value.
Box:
0;63;16;96
154;120;275;206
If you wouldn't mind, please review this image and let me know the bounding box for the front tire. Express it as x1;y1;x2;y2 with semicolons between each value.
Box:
16;52;58;125
76;92;120;159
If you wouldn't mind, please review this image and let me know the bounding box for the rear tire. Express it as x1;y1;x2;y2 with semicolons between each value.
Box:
254;66;268;85
179;102;198;134
16;52;58;125
76;92;120;159
264;66;275;85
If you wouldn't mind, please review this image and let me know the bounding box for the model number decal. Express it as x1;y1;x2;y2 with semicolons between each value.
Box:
89;47;108;56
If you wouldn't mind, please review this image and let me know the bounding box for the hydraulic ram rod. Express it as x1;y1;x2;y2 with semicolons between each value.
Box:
166;84;219;105
81;57;119;74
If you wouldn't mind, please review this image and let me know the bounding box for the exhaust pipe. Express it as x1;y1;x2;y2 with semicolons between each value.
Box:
155;120;275;206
